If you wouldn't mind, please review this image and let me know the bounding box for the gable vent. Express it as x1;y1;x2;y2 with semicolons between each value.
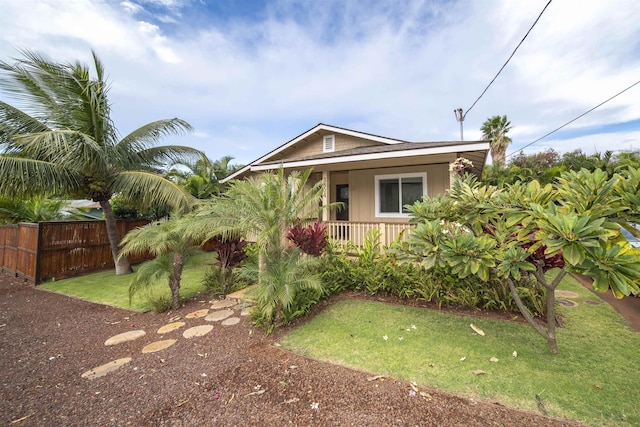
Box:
323;135;335;153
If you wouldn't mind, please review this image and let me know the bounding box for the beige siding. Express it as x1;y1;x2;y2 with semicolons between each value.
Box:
269;132;385;162
349;164;449;223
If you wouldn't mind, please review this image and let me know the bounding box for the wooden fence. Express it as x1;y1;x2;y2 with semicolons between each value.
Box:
0;219;149;284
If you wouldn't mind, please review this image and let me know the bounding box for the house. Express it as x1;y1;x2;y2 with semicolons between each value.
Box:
222;123;490;246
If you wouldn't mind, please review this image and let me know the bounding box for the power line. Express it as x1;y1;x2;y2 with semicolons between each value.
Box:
506;78;640;158
463;0;553;119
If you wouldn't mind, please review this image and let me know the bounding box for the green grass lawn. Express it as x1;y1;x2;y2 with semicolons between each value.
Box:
40;251;213;311
279;275;640;427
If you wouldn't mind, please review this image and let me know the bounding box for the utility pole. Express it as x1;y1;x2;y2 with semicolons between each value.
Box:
454;108;464;141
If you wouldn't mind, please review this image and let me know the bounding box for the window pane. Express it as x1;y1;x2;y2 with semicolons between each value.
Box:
401;177;423;213
379;179;399;213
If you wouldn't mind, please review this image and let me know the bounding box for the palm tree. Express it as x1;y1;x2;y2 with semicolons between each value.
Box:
119;216;198;309
187;168;327;268
183;167;334;329
166;155;243;198
481;115;512;166
0;50;203;274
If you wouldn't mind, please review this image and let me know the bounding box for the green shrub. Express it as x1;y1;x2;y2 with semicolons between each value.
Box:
143;286;173;313
316;231;546;317
203;266;250;297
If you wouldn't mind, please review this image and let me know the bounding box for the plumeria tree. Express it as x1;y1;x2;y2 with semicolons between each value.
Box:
404;168;640;353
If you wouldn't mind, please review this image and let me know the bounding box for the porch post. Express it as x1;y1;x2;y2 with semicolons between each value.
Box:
322;171;329;221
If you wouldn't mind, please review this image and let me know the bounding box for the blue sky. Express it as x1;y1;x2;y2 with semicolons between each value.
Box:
1;0;640;166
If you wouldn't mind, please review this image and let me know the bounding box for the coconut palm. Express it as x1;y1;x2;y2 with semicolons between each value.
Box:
481;115;512;165
119;216;198;309
0;50;203;274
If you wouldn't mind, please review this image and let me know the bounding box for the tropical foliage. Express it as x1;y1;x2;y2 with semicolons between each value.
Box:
118;215;200;310
203;235;248;296
402;170;640;353
166;155;243;199
0;50;202;274
184;167;333;330
483;148;640;187
0;195;66;224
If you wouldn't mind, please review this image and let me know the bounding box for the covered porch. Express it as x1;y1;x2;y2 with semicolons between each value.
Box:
324;220;414;247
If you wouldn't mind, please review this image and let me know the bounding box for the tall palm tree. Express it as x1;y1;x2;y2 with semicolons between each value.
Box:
0;50;203;274
481;115;512;166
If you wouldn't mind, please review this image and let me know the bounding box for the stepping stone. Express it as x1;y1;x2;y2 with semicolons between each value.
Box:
104;330;146;346
205;309;234;322
221;317;241;326
556;298;579;308
186;309;209;319
584;300;602;306
555;290;580;299
183;324;213;339
211;299;238;309
142;339;177;354
82;357;132;380
240;307;253;317
157;322;186;334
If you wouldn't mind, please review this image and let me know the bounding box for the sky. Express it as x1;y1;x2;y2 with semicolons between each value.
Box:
1;0;640;166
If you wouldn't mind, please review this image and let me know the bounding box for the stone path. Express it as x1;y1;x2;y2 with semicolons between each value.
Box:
84;297;250;379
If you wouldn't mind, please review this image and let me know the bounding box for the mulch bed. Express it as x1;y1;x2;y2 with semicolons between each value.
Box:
0;273;586;426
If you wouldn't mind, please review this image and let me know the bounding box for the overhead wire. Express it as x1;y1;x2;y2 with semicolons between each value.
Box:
463;0;553;119
505;78;640;158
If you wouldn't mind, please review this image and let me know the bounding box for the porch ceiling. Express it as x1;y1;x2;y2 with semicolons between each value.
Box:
253;149;489;175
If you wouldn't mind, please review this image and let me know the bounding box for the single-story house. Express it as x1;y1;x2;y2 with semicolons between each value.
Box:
222;123;490;245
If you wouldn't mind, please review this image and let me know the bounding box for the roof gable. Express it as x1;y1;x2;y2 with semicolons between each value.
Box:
223;123;407;182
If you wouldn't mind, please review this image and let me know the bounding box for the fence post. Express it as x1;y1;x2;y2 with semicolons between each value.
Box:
378;223;386;252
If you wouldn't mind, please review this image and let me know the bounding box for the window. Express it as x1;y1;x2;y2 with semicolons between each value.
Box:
323;135;335;153
375;173;427;218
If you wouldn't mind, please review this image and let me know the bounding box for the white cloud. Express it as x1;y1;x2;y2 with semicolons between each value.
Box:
120;1;143;14
0;0;639;163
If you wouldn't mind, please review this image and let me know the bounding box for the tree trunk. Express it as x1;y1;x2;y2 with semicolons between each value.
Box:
169;252;184;310
100;199;132;275
545;285;559;354
534;268;567;355
506;276;549;339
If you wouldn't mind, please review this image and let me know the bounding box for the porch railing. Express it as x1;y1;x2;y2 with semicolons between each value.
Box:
324;221;414;247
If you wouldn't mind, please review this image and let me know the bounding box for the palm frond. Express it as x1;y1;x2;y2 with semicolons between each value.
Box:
0;101;50;145
135;145;204;168
111;171;197;213
0;156;81;196
129;254;172;302
116;119;193;157
12;130;107;171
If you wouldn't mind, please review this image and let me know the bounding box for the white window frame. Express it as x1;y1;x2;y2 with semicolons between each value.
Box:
374;172;427;218
323;135;335;153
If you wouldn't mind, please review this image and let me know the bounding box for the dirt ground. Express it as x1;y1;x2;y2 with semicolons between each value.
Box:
0;272;594;426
